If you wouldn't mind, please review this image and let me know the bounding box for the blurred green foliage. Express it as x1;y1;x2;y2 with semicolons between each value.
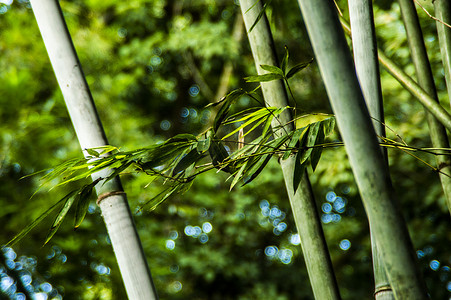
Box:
0;0;450;299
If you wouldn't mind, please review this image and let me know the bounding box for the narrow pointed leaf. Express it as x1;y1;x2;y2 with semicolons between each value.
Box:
6;192;75;247
293;150;307;194
85;148;100;157
248;0;272;32
45;189;80;244
281;46;289;73
286;58;314;79
282;127;306;160
301;122;321;164
260;64;284;76
242;153;272;186
213;89;244;132
172;148;204;176
310;124;325;172
197;137;211;153
321;116;336;137
244;73;284;82
74;179;100;228
104;160;133;183
230;161;248;191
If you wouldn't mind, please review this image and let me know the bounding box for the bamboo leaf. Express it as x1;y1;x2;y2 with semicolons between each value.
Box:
301;122;321;164
141;185;180;212
281;46;289;74
260;64;284;76
172;148;203;176
74;179;100;228
209;140;232;172
321;116;336;137
248;0;272;32
286;58;314;79
85;148;100;157
310;124;325;172
5;193;74;247
104;160;133;183
230;160;248;191
293;150;307;194
242;153;272;186
244;73;284;82
197;136;211;153
213;89;244;132
45;189;80;244
282;127;306;160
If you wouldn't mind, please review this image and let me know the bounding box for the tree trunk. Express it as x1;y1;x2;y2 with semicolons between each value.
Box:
29;0;158;299
348;1;394;299
296;0;429;299
239;1;341;299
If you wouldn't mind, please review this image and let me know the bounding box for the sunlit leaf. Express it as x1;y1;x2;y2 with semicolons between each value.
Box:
321;116;336;137
244;73;283;83
85;148;100;157
260;64;284;76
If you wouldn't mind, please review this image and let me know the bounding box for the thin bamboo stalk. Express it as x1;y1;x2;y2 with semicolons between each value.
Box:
239;1;341;299
434;0;451;106
398;0;451;214
296;0;428;299
348;1;394;299
340;18;451;134
29;0;158;299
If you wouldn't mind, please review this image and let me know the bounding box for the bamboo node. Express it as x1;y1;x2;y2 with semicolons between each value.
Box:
96;191;126;206
374;285;393;297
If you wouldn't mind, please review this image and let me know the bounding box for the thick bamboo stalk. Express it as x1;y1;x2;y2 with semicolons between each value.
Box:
348;1;394;299
296;1;429;299
398;0;451;214
29;1;158;299
434;0;451;106
239;1;341;299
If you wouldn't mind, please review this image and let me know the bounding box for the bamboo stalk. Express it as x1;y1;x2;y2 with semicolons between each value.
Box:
29;1;158;299
340;18;451;134
348;1;394;299
239;1;341;299
434;0;451;106
296;0;428;299
398;0;451;214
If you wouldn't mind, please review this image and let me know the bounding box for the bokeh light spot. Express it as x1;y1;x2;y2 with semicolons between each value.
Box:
339;239;351;251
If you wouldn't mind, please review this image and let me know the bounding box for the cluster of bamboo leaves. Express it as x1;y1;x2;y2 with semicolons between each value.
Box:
7;57;339;246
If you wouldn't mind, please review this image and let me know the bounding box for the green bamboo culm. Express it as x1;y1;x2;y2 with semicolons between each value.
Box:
239;1;341;299
398;0;451;215
296;0;429;299
434;0;451;107
348;1;394;299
